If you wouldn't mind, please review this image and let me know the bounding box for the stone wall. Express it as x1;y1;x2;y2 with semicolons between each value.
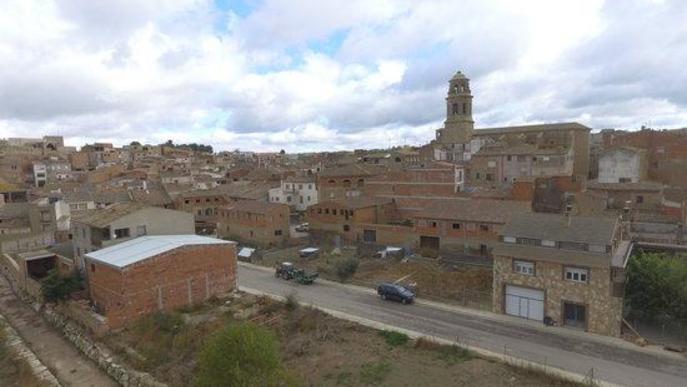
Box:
41;306;166;387
493;256;623;337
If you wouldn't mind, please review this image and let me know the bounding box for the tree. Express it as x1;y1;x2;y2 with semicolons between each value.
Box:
41;270;82;303
130;141;141;146
195;322;295;387
625;252;687;325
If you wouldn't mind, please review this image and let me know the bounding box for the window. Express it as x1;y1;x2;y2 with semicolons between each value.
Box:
636;195;644;204
559;241;588;251
114;228;130;239
452;223;461;230
343;225;350;232
308;184;312;189
430;221;437;228
318;208;322;214
299;184;303;189
514;260;535;276
333;209;337;215
357;179;365;187
565;267;589;283
462;102;467;114
325;209;329;214
452;103;459;114
518;237;540;246
184;200;190;204
136;225;147;236
479;224;489;232
91;263;96;273
274;230;282;236
541;240;556;247
287;196;292;202
486;173;493;181
475;172;481;180
82;227;86;238
507;155;512;161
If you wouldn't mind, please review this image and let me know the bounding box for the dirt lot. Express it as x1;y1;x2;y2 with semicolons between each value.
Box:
0;323;45;387
256;247;493;308
101;293;583;387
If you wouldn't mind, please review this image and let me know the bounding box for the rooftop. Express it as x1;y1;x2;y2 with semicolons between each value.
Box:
316;197;393;210
417;199;531;223
226;200;289;214
475;122;591;136
587;180;664;192
501;212;618;246
85;235;233;269
72;202;147;227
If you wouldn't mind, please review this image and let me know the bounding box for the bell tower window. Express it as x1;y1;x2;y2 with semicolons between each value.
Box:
462;103;467;114
452;103;459;115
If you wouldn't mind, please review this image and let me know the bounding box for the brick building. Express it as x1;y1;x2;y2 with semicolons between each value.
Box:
601;128;687;188
307;197;396;242
85;235;236;329
412;199;531;255
174;189;230;233
317;164;383;201
217;200;290;247
492;213;628;336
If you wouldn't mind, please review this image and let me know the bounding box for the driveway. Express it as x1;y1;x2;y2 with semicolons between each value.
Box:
238;263;687;387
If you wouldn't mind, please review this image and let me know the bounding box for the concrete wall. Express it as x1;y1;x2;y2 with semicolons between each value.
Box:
598;149;646;183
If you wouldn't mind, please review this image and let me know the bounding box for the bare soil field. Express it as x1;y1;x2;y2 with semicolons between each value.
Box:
101;293;583;387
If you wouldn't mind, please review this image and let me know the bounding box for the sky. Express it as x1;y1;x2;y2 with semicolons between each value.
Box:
0;0;686;152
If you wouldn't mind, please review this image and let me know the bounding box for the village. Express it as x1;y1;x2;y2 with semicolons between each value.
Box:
0;70;686;387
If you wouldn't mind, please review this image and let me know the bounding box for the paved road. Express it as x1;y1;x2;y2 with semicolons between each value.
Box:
238;264;687;387
0;277;118;387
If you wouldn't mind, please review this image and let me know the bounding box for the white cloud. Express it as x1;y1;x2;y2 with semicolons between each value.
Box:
0;0;685;152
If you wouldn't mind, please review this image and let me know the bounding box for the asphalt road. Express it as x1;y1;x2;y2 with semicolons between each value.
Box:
238;264;687;387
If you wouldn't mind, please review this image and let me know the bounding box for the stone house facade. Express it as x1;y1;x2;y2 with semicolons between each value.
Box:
307;197;395;242
492;213;628;336
85;236;236;329
268;177;318;211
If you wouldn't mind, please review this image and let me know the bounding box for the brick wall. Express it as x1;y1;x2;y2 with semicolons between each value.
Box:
87;243;236;329
217;205;289;247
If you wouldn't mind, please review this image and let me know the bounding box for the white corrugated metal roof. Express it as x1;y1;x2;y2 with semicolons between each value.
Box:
85;235;234;269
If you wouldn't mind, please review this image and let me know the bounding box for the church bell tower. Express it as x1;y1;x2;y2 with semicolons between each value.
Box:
441;71;474;144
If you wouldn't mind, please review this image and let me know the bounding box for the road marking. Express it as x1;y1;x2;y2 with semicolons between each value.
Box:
239;285;623;387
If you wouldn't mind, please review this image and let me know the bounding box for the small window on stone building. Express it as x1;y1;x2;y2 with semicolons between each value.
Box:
462;103;467;114
636;195;644;204
480;224;489;232
452;103;458;115
333;209;337;215
325;209;329;214
430;221;437;228
343;225;350;232
507;155;512;161
486;173;493;181
184;200;190;204
475;172;480;180
274;230;282;236
452;223;461;230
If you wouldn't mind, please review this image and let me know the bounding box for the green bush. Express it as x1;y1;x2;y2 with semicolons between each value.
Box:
378;330;409;346
152;312;184;334
41;269;82;303
195;322;297;387
625;252;687;325
334;257;359;282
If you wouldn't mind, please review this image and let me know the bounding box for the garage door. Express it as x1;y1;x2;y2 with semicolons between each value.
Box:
505;285;544;322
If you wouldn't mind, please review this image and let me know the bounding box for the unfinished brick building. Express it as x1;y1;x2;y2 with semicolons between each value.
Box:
216;200;290;247
85;235;236;329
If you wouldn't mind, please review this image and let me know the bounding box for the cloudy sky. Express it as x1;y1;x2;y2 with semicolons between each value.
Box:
1;0;686;152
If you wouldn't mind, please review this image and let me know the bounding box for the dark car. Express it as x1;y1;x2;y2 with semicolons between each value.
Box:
377;283;415;304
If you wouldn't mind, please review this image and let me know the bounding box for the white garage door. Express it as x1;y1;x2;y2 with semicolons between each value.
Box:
505;285;544;322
